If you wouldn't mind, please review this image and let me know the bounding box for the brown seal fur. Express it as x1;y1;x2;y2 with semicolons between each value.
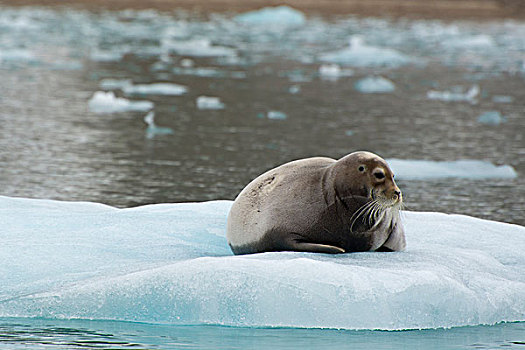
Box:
226;151;406;255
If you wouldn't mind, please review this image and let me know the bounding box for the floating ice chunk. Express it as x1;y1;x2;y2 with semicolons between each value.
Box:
235;6;306;26
196;96;225;110
318;64;354;80
427;84;479;103
88;91;153;114
443;34;495;48
99;79;132;90
492;95;514;103
387;159;517;180
320;36;412;68
123;83;187;96
345;130;355;136
267;110;288;120
180;58;194;67
0;49;36;63
172;67;246;79
289;85;301;94
0;196;523;330
354;76;395;93
144;111;174;138
477;111;506;126
166;38;237;57
89;50;125;62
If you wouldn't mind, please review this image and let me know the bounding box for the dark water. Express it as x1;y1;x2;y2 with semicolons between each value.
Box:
0;318;524;350
0;6;524;224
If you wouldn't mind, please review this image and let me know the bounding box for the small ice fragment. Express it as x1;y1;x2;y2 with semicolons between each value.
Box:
144;111;174;138
319;64;341;78
90;50;125;62
166;38;236;57
99;79;132;90
478;111;506;126
492;95;514;103
235;6;306;26
427;85;479;103
0;49;36;63
320;36;412;68
345;130;355;136
196;96;225;110
88;91;153;114
180;58;194;67
289;85;301;94
354;76;395;93
123;83;187;96
267;111;287;120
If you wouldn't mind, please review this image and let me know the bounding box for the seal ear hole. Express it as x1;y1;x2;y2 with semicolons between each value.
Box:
358;166;365;172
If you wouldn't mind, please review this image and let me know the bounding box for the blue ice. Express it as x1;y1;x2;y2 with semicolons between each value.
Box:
477;111;507;126
0;195;523;330
354;76;395;93
235;6;306;26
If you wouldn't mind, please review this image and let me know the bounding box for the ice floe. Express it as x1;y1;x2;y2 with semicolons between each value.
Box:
477;111;507;126
354;76;395;93
320;36;413;68
123;83;188;96
267;111;288;120
318;64;353;80
387;159;517;180
144;111;174;138
99;79;132;90
0;196;523;330
196;96;225;110
235;6;306;26
165;38;237;57
426;85;479;103
492;95;514;103
88;91;153;113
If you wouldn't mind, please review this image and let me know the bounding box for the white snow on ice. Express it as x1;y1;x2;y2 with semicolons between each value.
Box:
88;91;153;113
0;196;523;330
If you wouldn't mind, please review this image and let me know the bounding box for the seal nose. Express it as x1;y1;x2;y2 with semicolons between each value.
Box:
392;189;401;201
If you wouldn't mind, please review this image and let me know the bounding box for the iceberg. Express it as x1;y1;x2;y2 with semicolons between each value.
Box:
427;85;479;103
320;36;412;68
123;83;188;96
387;159;517;180
88;91;153;113
354;76;395;93
0;196;523;331
235;6;306;26
477;111;506;126
196;96;225;110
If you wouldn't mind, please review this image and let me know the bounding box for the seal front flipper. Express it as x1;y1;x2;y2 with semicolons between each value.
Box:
285;234;345;254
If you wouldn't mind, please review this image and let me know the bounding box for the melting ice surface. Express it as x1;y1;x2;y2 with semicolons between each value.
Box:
1;195;524;331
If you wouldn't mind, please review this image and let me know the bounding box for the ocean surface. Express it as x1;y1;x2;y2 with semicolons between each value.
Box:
0;4;524;349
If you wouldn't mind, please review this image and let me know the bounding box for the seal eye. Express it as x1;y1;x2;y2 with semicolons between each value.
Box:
358;166;365;172
374;171;385;180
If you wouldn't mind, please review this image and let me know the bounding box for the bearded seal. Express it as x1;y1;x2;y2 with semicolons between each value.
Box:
226;151;405;255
